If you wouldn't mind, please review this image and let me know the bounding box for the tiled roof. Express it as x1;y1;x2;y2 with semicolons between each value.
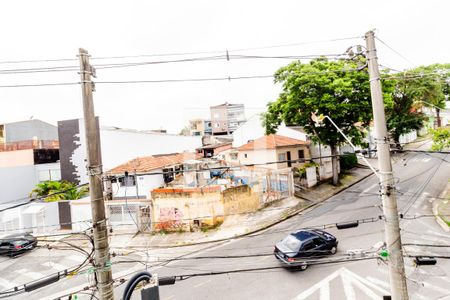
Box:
238;134;309;151
107;152;197;175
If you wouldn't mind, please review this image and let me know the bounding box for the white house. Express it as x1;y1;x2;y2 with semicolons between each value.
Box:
238;135;311;170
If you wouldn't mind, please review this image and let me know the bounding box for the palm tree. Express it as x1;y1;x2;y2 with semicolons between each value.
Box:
30;181;89;202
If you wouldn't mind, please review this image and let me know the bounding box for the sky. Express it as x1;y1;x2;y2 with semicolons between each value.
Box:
1;0;449;134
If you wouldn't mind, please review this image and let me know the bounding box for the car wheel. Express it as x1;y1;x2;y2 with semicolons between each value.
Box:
299;264;308;271
330;246;337;255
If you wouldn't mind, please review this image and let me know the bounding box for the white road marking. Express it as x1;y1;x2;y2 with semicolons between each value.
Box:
293;268;389;300
341;274;356;300
319;282;329;300
342;269;390;295
293;268;342;299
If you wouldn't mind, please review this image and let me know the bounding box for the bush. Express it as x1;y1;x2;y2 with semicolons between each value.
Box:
340;152;358;170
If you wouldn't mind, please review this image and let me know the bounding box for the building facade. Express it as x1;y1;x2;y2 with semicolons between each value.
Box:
189;119;212;136
237;135;310;170
210;103;246;135
0;119;58;144
58;118;202;185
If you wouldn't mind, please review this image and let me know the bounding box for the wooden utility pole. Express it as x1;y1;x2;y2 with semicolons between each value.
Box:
365;31;409;300
78;48;114;299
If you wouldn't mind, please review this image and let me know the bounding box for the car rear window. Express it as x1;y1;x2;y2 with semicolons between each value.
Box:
281;235;302;252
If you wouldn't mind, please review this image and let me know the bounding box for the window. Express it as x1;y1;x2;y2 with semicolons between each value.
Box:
298;149;305;161
278;153;286;162
244;153;248;158
302;241;316;251
312;237;325;247
119;175;136;187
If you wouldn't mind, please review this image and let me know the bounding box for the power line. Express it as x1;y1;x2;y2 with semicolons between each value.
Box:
0;82;79;88
375;36;417;67
0;183;88;213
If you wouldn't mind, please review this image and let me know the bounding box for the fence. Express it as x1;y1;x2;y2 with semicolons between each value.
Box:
232;168;294;206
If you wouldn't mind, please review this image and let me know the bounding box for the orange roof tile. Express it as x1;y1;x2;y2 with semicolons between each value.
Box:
107;152;197;175
238;134;309;151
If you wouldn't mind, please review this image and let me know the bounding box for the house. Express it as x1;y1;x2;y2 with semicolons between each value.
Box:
0;128;60;205
58;118;202;185
238;134;310;170
106;152;198;199
210;102;246;135
189;119;212;136
196;142;232;158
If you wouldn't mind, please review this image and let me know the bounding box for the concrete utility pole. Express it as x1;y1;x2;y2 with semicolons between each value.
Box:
365;31;409;300
78;48;114;299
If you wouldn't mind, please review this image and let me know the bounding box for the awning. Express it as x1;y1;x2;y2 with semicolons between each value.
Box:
22;204;45;214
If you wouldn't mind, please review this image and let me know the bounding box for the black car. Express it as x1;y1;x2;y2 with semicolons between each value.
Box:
0;233;37;257
274;229;338;270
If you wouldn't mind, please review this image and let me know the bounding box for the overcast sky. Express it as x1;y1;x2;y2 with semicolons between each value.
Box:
1;0;449;134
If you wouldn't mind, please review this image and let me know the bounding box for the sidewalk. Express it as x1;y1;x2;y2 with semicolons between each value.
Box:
111;165;374;249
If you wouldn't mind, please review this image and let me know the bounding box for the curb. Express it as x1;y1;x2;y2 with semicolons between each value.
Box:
126;169;375;249
432;183;450;232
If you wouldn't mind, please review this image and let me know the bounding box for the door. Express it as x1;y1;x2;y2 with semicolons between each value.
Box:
287;151;292;167
58;201;72;230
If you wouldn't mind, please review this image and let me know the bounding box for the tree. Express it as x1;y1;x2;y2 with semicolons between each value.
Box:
430;127;450;151
179;126;190;136
30;180;89;202
384;76;427;149
263;58;375;185
405;64;450;128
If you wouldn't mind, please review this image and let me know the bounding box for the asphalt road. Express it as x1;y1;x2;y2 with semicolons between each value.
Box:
1;150;449;300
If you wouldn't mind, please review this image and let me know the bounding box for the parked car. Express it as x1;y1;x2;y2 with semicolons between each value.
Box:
274;229;338;270
0;233;37;257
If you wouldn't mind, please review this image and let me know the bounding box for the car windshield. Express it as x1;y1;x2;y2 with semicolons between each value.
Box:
281;235;302;252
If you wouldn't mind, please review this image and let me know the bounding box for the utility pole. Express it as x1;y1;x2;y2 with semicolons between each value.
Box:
365;31;409;300
78;48;114;299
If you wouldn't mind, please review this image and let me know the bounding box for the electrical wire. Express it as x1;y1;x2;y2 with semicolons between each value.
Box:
375;36;417;67
0;183;89;213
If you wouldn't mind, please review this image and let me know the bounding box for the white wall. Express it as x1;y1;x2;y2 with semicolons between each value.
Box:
70;200;92;232
232;115;308;148
0;162;60;205
0;149;35;168
0;165;36;204
112;171;165;198
72;120;202;184
238;149;278;169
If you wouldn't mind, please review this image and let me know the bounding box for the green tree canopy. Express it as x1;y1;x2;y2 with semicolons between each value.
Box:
30;180;89;202
263;58;375;184
430;127;450;151
402;64;450;127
